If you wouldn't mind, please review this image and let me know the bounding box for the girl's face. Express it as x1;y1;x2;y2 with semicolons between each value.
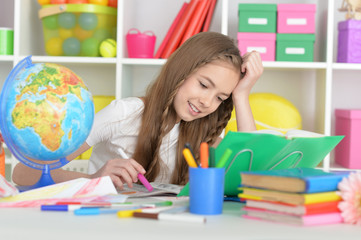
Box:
174;60;240;122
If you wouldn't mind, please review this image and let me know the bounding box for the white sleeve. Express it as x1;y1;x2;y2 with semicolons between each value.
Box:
85;97;143;147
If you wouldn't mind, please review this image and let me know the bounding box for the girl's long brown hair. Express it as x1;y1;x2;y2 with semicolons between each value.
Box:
132;32;243;185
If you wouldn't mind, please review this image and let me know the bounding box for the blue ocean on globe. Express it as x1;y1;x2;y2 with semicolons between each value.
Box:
1;59;94;161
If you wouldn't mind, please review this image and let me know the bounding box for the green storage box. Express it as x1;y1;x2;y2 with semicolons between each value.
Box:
276;34;315;62
238;4;277;33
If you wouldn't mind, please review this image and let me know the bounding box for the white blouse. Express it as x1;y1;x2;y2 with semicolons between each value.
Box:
86;97;179;183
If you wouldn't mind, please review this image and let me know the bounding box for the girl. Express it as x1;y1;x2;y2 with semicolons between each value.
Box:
12;32;263;189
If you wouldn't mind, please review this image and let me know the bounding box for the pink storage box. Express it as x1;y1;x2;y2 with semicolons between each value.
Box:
277;4;316;33
237;32;276;61
335;109;361;169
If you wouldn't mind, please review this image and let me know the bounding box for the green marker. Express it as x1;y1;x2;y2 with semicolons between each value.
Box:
216;148;232;168
209;147;216;168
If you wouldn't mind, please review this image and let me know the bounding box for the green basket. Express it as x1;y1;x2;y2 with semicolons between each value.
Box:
39;4;117;56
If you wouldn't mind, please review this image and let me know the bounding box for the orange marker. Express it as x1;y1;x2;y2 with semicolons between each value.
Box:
200;142;209;168
182;148;198;168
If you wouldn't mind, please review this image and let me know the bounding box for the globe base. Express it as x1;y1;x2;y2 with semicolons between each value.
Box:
17;165;55;192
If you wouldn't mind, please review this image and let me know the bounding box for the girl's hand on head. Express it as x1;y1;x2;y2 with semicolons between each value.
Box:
90;158;146;190
233;51;263;100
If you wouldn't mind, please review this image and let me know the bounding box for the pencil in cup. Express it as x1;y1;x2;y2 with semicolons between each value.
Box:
200;142;209;168
182;148;198;167
215;148;232;168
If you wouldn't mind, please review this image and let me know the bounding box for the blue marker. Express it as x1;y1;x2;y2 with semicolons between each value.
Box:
41;205;83;212
74;206;141;216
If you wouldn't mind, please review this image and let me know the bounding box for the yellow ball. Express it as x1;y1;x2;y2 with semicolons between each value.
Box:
225;93;302;135
99;38;117;58
45;37;63;56
59;28;73;39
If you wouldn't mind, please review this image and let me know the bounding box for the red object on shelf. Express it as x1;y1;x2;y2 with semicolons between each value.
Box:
202;0;216;32
154;2;188;59
161;0;200;59
180;0;209;45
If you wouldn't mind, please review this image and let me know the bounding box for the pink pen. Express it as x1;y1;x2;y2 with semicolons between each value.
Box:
118;148;153;192
137;173;153;192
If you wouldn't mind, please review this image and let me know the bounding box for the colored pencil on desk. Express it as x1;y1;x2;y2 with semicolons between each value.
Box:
133;211;206;223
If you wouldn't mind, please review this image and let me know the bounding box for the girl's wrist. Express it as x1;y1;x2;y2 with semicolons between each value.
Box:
232;91;250;104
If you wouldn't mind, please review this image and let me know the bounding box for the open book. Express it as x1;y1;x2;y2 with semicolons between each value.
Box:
215;130;344;196
118;182;183;198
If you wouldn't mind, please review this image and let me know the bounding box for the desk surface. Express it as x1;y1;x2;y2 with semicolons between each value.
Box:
0;201;360;240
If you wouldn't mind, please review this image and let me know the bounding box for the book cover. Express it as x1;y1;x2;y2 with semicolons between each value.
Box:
240;167;350;193
242;207;343;226
154;2;188;59
216;131;344;196
202;0;217;32
244;199;341;216
180;0;209;45
161;0;200;59
239;187;342;205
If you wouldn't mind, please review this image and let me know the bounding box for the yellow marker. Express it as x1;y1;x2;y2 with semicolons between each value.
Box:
182;148;198;168
117;209;142;218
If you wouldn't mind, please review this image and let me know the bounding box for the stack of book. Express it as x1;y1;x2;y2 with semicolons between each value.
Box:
155;0;217;59
238;168;350;226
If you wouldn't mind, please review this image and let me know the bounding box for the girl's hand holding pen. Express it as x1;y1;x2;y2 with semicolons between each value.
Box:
91;157;146;190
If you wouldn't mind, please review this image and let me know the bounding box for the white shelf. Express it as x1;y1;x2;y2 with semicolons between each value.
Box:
332;63;361;70
29;56;117;64
1;0;361;173
0;56;15;62
263;61;328;69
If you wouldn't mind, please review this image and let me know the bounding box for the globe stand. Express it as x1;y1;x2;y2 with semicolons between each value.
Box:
16;164;56;192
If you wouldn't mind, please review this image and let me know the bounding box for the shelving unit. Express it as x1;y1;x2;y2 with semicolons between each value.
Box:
1;0;360;182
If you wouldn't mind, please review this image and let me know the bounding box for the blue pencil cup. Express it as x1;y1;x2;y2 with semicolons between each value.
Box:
189;167;225;215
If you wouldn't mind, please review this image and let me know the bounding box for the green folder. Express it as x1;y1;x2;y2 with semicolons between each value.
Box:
178;131;344;197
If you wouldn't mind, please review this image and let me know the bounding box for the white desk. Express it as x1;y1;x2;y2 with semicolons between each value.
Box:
0;201;360;240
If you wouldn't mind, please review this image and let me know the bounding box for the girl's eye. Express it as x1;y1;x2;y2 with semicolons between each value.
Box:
217;96;224;102
199;81;207;88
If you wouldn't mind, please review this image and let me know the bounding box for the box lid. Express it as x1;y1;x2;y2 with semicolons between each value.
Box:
335;109;361;119
338;19;361;31
277;33;315;42
277;4;316;12
239;4;277;12
238;32;276;40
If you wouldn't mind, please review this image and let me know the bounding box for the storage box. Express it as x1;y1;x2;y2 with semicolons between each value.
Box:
238;4;277;33
335;109;361;169
237;32;276;61
38;4;117;56
277;4;316;33
276;34;315;62
337;20;361;63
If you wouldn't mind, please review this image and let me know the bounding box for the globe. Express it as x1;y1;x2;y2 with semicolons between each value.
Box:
0;56;94;190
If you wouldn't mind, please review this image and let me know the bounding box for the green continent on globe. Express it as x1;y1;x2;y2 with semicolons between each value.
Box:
11;63;88;152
